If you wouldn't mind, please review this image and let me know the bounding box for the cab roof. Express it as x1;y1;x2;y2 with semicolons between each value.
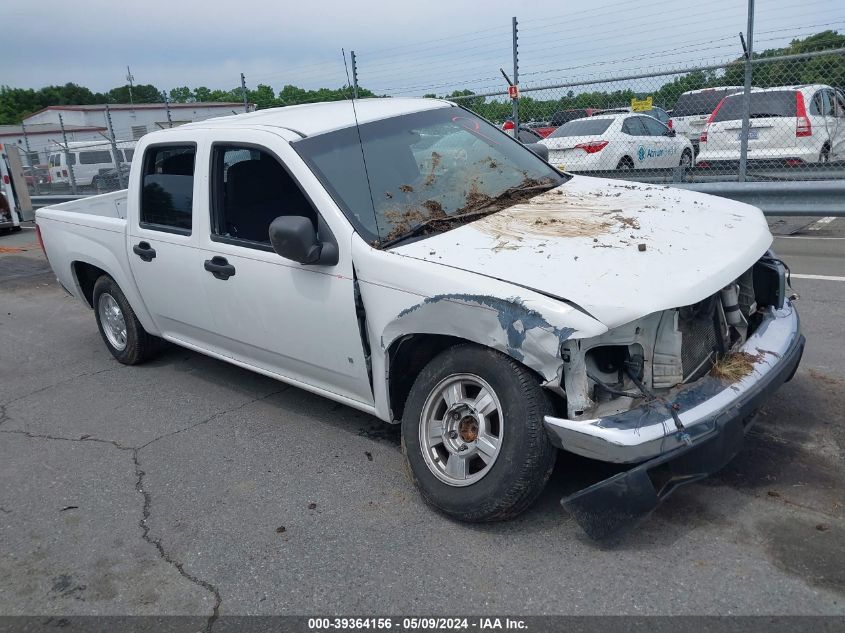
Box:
177;98;455;138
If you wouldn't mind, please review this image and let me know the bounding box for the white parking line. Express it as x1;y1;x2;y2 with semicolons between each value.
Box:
791;273;845;282
807;217;836;231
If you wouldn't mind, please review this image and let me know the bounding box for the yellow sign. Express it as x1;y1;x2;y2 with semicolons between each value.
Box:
631;96;653;112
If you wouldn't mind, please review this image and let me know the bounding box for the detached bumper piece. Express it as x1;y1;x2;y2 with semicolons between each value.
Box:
544;304;804;539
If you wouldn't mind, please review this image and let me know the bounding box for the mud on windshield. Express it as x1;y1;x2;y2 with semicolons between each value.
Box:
293;106;566;247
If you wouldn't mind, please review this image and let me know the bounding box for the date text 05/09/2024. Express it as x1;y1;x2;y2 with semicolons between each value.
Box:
307;617;528;630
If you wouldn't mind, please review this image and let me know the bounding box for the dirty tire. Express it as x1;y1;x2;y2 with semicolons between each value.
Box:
616;156;634;171
92;275;160;365
402;344;556;522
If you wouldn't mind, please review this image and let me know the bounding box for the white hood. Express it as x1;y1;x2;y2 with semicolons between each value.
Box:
392;175;772;328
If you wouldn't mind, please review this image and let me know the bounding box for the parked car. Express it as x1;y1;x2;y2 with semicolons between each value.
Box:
530;109;597;138
92;163;131;191
35;98;803;538
47;141;136;188
598;106;673;127
697;84;845;168
23;165;51;187
670;86;747;154
540;112;694;172
500;120;544;144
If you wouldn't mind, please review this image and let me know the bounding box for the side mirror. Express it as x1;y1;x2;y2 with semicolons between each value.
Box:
667;128;677;137
269;215;337;265
525;142;549;161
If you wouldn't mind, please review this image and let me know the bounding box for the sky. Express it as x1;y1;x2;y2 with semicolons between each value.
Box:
2;0;843;98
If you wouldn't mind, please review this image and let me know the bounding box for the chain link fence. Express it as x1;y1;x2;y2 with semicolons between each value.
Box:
445;48;845;184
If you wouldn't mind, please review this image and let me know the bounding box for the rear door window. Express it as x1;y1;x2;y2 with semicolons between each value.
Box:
140;145;196;234
622;118;647;136
79;150;113;165
548;119;612;138
713;91;796;122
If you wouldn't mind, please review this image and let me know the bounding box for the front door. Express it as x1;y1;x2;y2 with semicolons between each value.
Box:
195;135;374;406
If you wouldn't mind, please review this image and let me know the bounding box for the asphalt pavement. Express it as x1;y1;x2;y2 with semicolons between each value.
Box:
1;220;843;622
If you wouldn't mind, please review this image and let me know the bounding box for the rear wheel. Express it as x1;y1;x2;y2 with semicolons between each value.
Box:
93;275;160;365
680;149;693;168
401;345;556;522
616;156;634;171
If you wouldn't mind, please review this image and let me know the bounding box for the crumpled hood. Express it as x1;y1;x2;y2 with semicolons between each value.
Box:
391;175;773;328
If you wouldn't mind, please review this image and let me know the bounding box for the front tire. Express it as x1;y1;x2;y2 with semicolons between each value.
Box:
93;275;159;365
401;345;556;522
680;149;692;168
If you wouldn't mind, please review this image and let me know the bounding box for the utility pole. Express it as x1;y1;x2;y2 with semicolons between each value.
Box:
240;73;249;112
58;113;77;194
126;66;135;107
738;0;755;182
350;51;359;99
20;122;40;194
511;17;520;134
104;104;125;189
163;91;173;127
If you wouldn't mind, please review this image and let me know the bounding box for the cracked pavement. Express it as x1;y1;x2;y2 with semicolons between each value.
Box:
1;240;844;621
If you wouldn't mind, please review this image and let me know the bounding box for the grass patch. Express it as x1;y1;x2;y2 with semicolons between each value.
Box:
710;350;764;381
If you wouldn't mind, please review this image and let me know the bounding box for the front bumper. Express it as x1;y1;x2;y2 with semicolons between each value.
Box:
544;303;804;539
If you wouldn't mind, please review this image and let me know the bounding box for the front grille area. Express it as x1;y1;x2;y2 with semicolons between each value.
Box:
678;297;722;382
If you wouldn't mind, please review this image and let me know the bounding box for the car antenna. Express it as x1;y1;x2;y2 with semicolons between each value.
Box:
342;48;382;244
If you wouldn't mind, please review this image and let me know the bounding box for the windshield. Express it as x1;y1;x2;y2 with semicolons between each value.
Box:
673;89;741;117
293;107;565;245
549;118;613;138
713;90;796;122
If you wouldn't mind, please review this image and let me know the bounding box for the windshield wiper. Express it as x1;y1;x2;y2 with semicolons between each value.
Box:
379;180;560;249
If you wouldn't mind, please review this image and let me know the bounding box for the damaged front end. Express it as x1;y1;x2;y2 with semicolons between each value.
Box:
544;252;805;539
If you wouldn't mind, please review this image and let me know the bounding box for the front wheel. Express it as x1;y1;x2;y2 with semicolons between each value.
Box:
680;149;692;168
401;345;556;522
93;275;160;365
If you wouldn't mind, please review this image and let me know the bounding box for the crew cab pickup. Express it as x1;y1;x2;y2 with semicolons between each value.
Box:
36;98;804;538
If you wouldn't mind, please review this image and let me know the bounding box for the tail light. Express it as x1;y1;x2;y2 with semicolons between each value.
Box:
785;158;804;167
698;161;711;169
62;169;68;177
700;97;727;144
574;140;609;153
795;92;812;137
2;175;8;184
502;120;515;134
667;119;673;129
35;223;49;263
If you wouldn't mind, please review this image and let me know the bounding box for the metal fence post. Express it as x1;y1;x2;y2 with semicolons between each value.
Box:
738;0;755;182
20;122;40;194
350;51;360;99
104;103;125;189
163;91;173;128
512;16;519;132
241;73;249;112
58;113;77;195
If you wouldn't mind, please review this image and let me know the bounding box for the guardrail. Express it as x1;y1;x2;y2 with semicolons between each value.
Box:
670;180;845;216
29;182;845;220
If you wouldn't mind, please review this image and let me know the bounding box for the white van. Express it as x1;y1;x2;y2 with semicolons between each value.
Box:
47;140;136;188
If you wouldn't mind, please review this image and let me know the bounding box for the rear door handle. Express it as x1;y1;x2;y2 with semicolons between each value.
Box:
204;256;236;280
133;241;156;262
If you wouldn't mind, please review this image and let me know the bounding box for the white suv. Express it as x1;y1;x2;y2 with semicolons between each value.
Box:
696;84;845;168
670;87;746;155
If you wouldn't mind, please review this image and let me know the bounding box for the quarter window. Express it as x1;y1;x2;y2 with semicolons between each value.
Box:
140;145;195;233
210;144;317;248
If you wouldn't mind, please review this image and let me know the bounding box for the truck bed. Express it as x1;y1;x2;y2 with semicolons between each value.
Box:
40;190;128;220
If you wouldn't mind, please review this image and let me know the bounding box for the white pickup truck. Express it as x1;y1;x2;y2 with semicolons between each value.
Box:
36;98;804;538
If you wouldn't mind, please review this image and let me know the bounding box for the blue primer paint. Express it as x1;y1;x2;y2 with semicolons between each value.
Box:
397;294;575;361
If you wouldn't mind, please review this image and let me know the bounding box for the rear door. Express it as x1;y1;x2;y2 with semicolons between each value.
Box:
127;137;214;346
